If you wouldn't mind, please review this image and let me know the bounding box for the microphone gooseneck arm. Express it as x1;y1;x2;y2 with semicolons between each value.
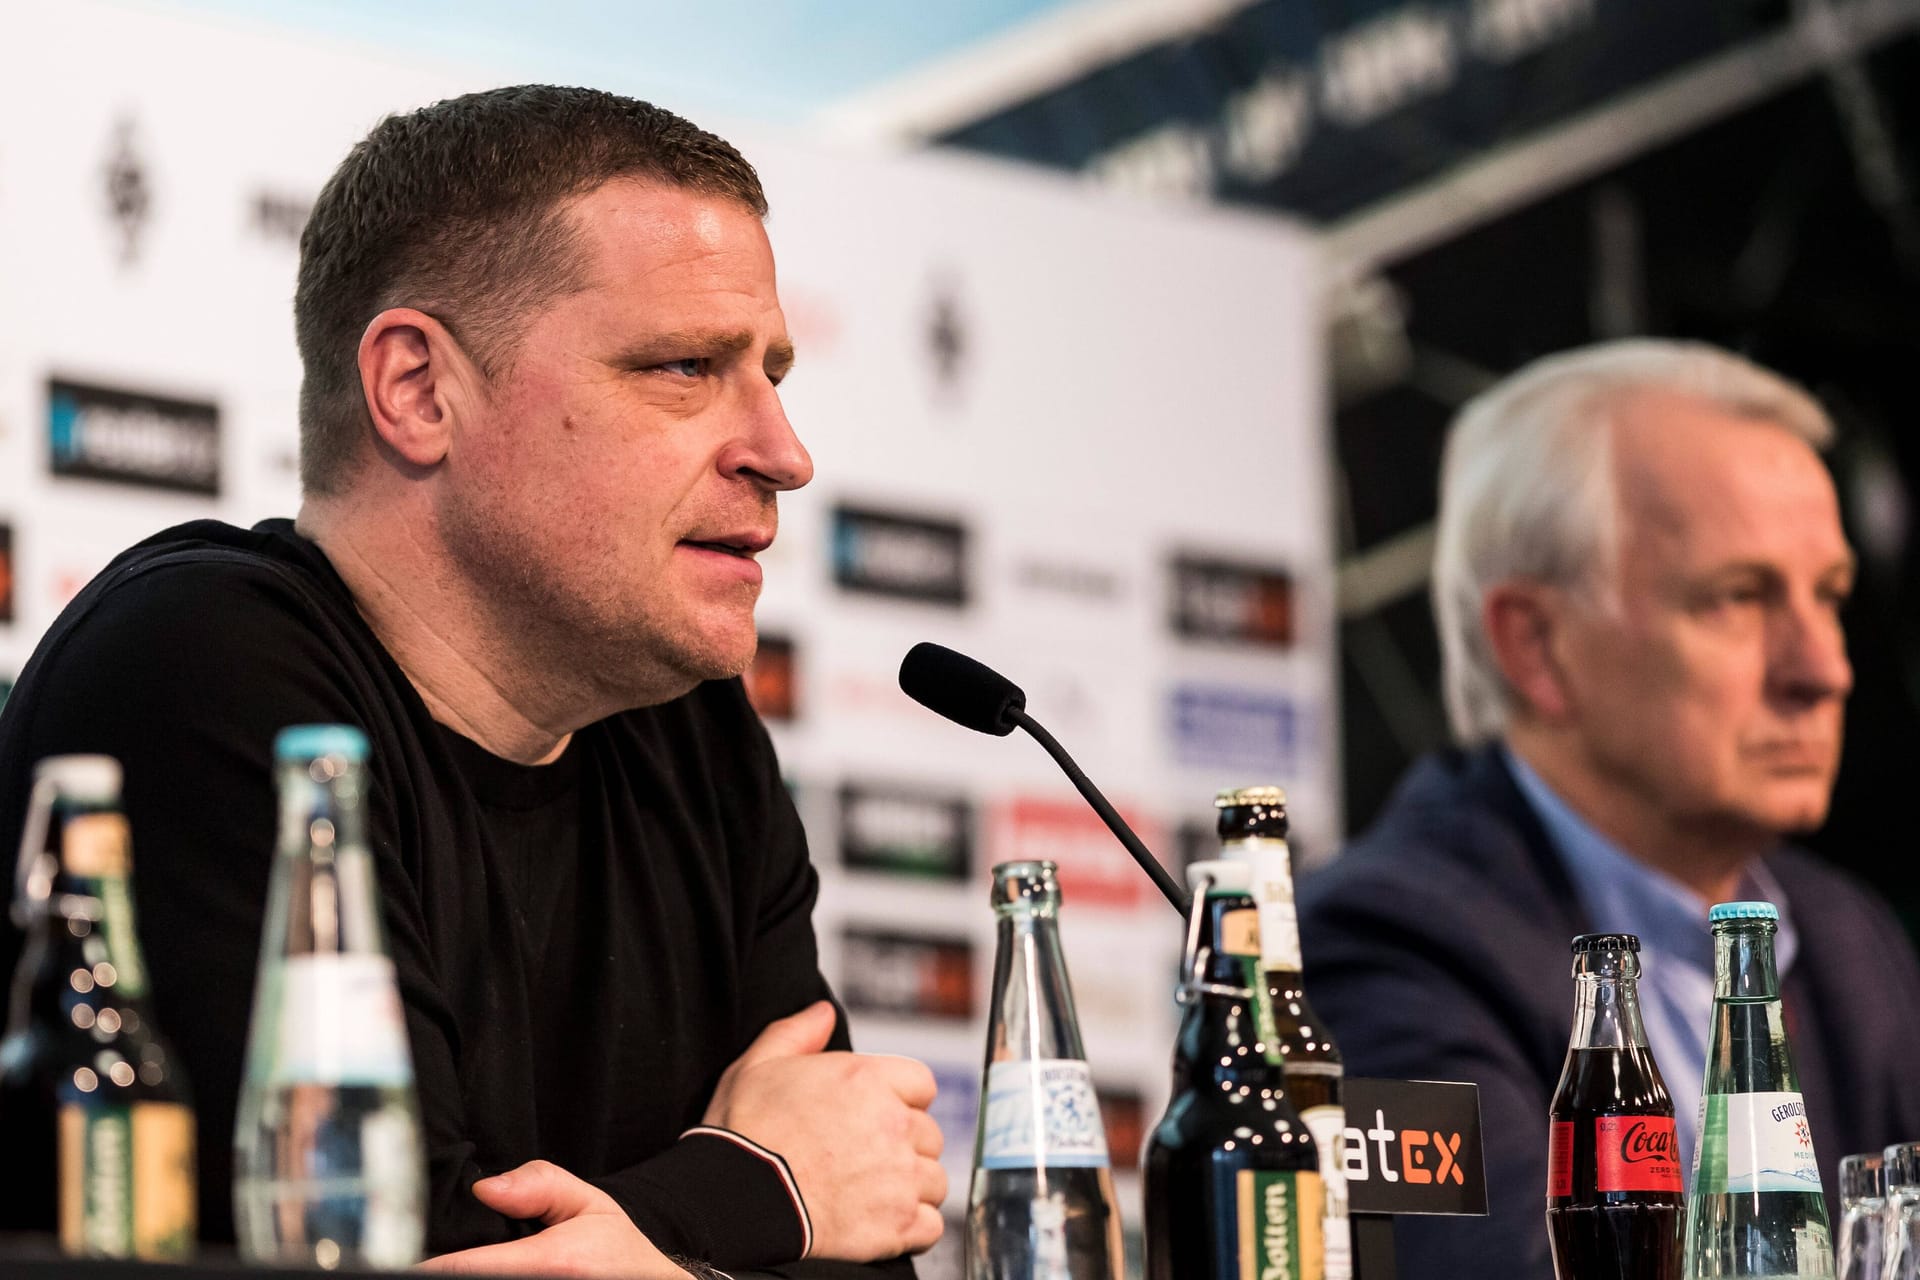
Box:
1007;708;1192;917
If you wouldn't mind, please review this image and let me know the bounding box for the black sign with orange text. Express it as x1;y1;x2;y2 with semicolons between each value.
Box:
1342;1077;1488;1216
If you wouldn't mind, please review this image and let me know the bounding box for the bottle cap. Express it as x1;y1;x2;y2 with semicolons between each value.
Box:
275;724;369;762
1214;786;1286;808
1708;900;1779;923
32;755;123;802
1571;932;1640;954
1186;859;1250;895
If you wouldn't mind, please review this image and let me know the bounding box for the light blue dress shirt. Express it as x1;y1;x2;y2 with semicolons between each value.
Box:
1503;747;1799;1179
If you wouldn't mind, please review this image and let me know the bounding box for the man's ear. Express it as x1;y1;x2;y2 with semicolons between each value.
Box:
357;308;478;470
1483;581;1577;722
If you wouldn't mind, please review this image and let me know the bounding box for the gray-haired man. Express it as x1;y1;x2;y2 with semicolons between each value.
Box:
1300;339;1920;1280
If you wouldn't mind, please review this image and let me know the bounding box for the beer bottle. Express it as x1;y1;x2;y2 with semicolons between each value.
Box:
1683;902;1832;1278
0;754;196;1258
1144;859;1323;1280
1217;786;1349;1280
233;725;424;1269
967;859;1124;1280
1545;933;1681;1280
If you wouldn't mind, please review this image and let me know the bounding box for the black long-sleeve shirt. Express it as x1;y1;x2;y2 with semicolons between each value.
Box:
0;518;909;1279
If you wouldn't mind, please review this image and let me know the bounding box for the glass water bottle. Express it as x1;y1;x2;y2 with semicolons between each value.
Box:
1682;901;1831;1278
233;725;424;1269
966;859;1123;1280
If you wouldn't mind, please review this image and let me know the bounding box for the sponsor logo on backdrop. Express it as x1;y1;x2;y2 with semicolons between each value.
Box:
995;796;1160;910
831;505;968;605
47;379;220;496
1170;553;1294;648
0;523;13;624
1014;559;1124;602
744;633;798;721
1097;1087;1146;1168
840;783;972;881
925;275;968;402
250;188;314;247
1169;684;1310;775
839;927;975;1020
102;118;152;268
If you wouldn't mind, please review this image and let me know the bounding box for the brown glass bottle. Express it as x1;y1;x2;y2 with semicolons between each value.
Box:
1546;933;1680;1280
1144;859;1324;1280
0;756;196;1258
1216;787;1349;1280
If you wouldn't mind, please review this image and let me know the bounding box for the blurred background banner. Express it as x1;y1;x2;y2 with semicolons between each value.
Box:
0;2;1336;1267
5;0;1920;1270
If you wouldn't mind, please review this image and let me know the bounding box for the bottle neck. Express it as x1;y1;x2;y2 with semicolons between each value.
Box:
278;758;369;857
39;805;153;1001
272;757;383;956
1711;923;1781;1002
1567;952;1649;1050
986;901;1085;1062
1173;892;1279;1089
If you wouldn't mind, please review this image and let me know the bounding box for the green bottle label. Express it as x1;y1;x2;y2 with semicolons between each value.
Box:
1243;957;1285;1066
58;1101;195;1259
1234;1169;1325;1280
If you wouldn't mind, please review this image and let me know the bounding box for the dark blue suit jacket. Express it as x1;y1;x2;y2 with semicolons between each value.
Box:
1298;746;1920;1279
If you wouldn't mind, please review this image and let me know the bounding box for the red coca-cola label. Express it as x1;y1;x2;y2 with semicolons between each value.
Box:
1595;1115;1683;1192
1548;1121;1573;1197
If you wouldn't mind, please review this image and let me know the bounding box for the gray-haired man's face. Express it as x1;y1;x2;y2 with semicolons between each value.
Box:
1550;390;1855;840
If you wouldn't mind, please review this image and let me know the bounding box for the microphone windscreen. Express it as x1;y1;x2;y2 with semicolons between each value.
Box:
898;643;1026;737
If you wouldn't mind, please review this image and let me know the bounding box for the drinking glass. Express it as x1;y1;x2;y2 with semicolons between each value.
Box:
1882;1143;1920;1280
1837;1152;1883;1280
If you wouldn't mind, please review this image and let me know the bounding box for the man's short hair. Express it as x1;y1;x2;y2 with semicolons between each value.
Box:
295;84;768;496
1433;338;1835;746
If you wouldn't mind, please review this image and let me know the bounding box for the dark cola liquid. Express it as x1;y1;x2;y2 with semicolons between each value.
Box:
1547;1046;1681;1280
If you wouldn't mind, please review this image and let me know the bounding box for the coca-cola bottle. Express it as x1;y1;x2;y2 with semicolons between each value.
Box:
1546;933;1681;1280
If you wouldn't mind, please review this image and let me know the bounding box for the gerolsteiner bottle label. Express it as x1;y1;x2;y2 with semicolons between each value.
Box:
1232;1168;1325;1280
57;1101;195;1259
1695;1092;1821;1194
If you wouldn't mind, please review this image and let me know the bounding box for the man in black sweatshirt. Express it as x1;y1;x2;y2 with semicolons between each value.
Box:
0;86;941;1280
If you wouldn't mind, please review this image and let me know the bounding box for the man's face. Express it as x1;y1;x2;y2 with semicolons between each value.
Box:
1552;391;1855;839
440;179;810;700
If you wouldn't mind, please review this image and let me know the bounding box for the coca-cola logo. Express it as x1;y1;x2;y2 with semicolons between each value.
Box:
1617;1119;1676;1166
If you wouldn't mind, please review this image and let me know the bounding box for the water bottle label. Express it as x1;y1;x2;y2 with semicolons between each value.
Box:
1697;1091;1822;1194
273;954;413;1086
57;1100;195;1260
1595;1115;1682;1193
979;1059;1109;1170
1233;1168;1325;1280
1299;1104;1351;1280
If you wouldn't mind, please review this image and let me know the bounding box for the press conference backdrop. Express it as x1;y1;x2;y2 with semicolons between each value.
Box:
0;2;1335;1264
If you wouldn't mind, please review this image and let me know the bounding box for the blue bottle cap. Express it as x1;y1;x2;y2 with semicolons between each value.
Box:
274;724;369;762
1708;900;1779;923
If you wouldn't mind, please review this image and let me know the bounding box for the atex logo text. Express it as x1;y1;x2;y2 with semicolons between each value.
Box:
1341;1109;1465;1186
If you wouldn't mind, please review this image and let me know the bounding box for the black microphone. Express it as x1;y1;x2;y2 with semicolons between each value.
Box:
898;642;1191;916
